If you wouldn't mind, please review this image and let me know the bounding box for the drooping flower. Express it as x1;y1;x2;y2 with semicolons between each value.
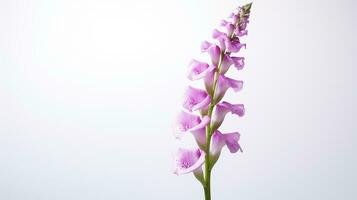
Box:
187;59;215;81
210;130;242;165
219;54;234;74
212;29;229;51
235;27;248;37
190;126;207;151
212;29;246;54
176;112;210;134
207;44;221;67
183;86;211;112
215;75;243;102
204;72;243;102
215;55;245;74
226;37;246;53
230;56;245;70
175;111;210;149
225;23;235;36
173;148;205;176
211;101;245;131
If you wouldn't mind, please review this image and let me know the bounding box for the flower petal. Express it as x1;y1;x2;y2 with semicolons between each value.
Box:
220;56;244;73
190;127;207;151
235;29;248;37
187;59;215;81
239;18;249;31
183;86;211;112
211;130;226;156
176;112;210;136
210;130;241;165
204;71;215;96
226;38;246;53
201;41;213;52
224;132;241;153
230;57;245;70
189;115;210;132
212;29;228;51
211;131;241;154
220;55;233;74
173;148;205;175
232;14;239;25
176;111;201;135
211;101;245;131
212;29;226;39
225;23;235;36
215;75;243;102
207;44;221;67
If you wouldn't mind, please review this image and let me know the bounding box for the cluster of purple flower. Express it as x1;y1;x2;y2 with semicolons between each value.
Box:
173;3;252;199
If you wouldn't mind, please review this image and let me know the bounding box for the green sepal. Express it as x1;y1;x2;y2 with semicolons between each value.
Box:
193;168;205;186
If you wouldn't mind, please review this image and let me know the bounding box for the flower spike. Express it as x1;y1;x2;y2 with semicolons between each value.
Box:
172;3;252;199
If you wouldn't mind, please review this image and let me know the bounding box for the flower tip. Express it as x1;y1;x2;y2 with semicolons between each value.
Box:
243;2;253;13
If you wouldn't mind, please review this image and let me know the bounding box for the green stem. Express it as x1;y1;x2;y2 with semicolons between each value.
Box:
203;161;211;200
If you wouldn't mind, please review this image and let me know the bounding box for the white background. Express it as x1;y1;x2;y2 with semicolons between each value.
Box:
1;0;356;199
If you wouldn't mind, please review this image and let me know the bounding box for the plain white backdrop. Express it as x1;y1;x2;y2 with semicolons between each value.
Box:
1;0;356;199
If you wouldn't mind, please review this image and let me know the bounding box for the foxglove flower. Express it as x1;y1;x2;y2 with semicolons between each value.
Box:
173;3;252;200
187;59;215;81
210;130;242;165
183;86;211;112
175;111;210;150
173;148;205;175
211;101;245;131
204;72;243;102
207;45;221;67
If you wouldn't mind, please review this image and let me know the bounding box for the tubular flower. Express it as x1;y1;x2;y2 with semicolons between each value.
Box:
183;86;211;112
172;3;252;200
190;127;208;151
173;148;205;176
187;59;215;81
210;131;242;165
204;72;243;102
211;101;245;131
175;111;210;139
201;41;213;52
207;45;221;67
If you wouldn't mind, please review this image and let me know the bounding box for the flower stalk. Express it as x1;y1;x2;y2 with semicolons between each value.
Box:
173;3;252;200
203;50;224;200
